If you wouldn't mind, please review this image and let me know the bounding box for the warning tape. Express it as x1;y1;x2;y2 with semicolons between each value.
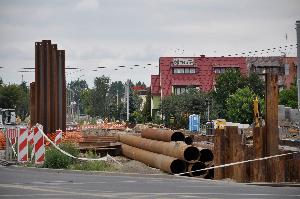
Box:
175;151;300;176
36;126;122;165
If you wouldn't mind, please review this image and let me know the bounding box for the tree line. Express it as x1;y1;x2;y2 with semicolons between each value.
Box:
68;76;151;123
0;71;297;126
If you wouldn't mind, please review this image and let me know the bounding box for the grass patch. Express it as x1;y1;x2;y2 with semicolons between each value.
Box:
69;161;116;171
44;142;79;169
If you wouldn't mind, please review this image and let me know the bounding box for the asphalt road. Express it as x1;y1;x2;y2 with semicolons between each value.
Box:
0;166;299;199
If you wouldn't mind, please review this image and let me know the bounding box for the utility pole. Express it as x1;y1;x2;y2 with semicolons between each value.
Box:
296;20;300;110
207;102;210;121
117;90;119;107
125;80;130;121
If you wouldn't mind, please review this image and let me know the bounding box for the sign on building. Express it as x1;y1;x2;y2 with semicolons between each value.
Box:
172;58;194;66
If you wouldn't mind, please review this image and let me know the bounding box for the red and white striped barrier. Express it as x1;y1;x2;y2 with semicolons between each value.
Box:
28;129;34;145
55;129;62;145
18;127;28;162
6;128;18;145
34;127;45;164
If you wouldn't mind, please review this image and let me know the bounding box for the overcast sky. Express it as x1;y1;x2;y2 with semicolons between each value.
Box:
0;0;299;87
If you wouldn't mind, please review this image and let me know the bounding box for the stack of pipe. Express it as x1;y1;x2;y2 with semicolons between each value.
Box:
119;128;214;178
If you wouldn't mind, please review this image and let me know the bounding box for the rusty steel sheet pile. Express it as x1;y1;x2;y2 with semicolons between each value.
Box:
121;144;186;174
118;134;200;162
141;128;185;142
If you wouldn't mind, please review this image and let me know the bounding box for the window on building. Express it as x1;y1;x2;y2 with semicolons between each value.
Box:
213;67;239;74
173;67;196;74
174;87;187;95
173;86;197;95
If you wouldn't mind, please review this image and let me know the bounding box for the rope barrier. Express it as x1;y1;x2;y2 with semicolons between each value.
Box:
36;126;122;165
175;151;300;176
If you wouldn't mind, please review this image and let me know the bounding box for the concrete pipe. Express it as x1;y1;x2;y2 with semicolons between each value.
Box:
141;128;185;142
118;134;200;162
184;136;193;145
187;162;207;177
198;147;214;163
121;144;186;174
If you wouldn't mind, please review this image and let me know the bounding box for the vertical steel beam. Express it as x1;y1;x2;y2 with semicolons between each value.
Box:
58;50;66;132
62;50;66;132
34;42;41;124
30;82;36;127
296;20;300;110
52;44;58;131
40;41;47;129
45;40;52;133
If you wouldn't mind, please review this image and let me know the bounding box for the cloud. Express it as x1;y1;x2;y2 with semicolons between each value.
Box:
0;0;299;86
75;0;100;11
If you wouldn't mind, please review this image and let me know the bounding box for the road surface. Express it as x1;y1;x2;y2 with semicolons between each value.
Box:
0;166;299;199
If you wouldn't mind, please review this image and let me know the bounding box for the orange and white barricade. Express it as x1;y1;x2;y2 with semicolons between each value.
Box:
34;127;45;164
55;129;62;145
18;127;28;162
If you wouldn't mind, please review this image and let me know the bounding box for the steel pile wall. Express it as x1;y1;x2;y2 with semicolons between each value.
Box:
30;40;66;132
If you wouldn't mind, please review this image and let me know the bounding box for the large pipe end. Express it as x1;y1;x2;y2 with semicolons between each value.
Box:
170;159;186;174
184;136;193;145
184;146;200;162
204;166;214;179
171;131;185;141
199;149;214;162
188;162;207;177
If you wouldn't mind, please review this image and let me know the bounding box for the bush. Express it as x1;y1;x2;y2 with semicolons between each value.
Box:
69;161;116;171
44;142;79;169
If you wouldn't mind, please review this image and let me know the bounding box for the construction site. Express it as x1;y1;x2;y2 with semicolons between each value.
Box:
0;39;299;183
0;2;300;198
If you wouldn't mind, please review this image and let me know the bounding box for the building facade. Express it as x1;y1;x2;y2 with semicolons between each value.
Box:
151;56;297;116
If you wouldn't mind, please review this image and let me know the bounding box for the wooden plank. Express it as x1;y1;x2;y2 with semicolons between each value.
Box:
265;73;279;182
231;127;248;182
265;73;279;156
213;129;225;180
224;127;234;179
252;127;266;182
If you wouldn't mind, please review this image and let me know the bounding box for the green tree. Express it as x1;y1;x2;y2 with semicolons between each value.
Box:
68;79;88;113
93;76;110;118
141;88;152;122
213;69;246;118
279;85;297;109
226;87;260;124
161;88;208;128
17;81;29;120
80;88;94;116
128;89;143;123
0;84;23;109
246;73;265;97
107;81;124;120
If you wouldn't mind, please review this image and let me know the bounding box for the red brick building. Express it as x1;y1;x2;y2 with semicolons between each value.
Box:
151;56;297;116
